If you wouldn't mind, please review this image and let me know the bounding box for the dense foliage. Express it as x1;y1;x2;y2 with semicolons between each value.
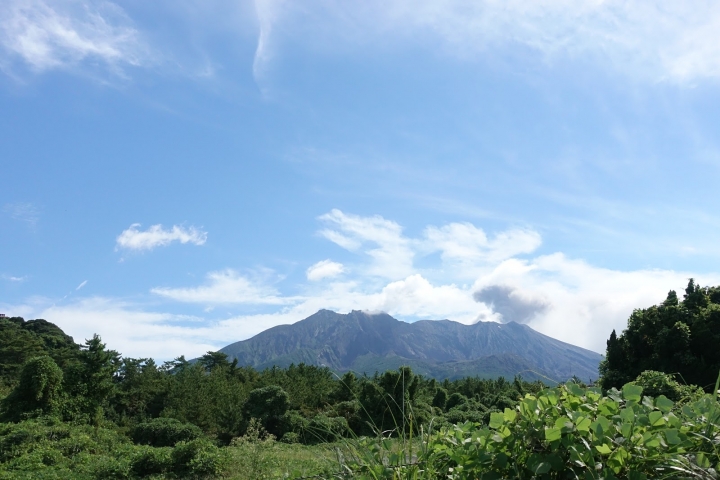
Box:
600;279;720;391
3;284;720;479
343;382;717;479
0;316;547;477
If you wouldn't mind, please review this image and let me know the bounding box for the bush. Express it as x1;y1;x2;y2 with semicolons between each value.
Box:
171;438;227;476
632;370;703;403
87;455;130;479
242;385;290;437
403;382;720;478
131;417;202;447
280;431;300;443
304;415;349;444
1;356;64;422
130;446;172;476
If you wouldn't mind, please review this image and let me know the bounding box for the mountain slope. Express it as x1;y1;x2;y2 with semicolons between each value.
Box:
220;310;602;381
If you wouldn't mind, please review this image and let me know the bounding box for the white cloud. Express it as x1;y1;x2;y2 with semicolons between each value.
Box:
36;297;219;359
75;280;87;290
3;202;40;227
115;223;207;251
2;274;27;282
423;223;541;266
252;0;720;83
8;210;720;360
472;253;720;354
306;259;345;281
151;269;293;305
319;209;414;279
0;0;148;75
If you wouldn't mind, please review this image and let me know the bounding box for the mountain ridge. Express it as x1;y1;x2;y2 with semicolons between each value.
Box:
219;309;602;382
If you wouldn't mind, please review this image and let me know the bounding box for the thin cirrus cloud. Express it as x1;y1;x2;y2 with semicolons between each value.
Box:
306;260;345;281
115;223;207;252
3;202;40;227
252;0;720;84
151;269;294;305
0;0;147;75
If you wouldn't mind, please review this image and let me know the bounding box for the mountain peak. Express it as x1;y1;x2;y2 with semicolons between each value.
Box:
219;309;601;381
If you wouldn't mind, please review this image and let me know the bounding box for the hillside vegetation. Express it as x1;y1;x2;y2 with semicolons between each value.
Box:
0;279;718;478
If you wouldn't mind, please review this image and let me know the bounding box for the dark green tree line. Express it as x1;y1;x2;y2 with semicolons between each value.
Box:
600;279;720;391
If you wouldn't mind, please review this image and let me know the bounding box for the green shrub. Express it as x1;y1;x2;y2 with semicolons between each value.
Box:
280;431;300;443
131;417;202;447
242;385;290;438
632;370;703;403
129;446;172;476
304;414;349;444
87;455;130;479
171;438;227;476
343;381;720;479
1;356;64;422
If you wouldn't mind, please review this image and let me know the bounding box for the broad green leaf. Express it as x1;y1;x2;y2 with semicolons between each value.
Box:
494;452;508;468
546;453;564;470
555;416;571;430
595;444;612;455
545;427;562;442
620;407;635;423
591;415;610;437
534;461;551;474
642;432;660;448
655;395;674;413
575;416;591;432
598;398;620;415
568;382;585;396
489;412;504;430
664;428;682;445
648;410;665;427
622;384;643;403
608;446;629;474
697;452;711;468
503;407;516;422
521;398;538;417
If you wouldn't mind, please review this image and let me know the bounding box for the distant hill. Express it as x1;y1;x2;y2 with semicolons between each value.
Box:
0;316;80;385
219;310;602;382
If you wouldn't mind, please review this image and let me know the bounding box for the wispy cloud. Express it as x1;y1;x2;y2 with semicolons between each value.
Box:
3;202;40;227
75;280;87;290
319;209;414;279
252;0;720;84
2;274;27;282
10;210;720;360
115;223;207;252
306;259;344;281
423;223;541;267
0;0;148;76
151;269;293;305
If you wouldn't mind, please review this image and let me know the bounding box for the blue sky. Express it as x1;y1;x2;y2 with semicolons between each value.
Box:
3;0;720;359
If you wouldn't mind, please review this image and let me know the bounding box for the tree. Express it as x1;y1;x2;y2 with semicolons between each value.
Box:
65;334;120;420
1;356;64;421
600;279;720;391
242;385;289;437
111;357;170;421
199;351;231;372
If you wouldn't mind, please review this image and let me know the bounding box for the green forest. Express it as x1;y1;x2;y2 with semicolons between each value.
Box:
2;280;720;479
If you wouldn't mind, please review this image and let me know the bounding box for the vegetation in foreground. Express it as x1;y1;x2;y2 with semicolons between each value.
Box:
1;279;719;478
